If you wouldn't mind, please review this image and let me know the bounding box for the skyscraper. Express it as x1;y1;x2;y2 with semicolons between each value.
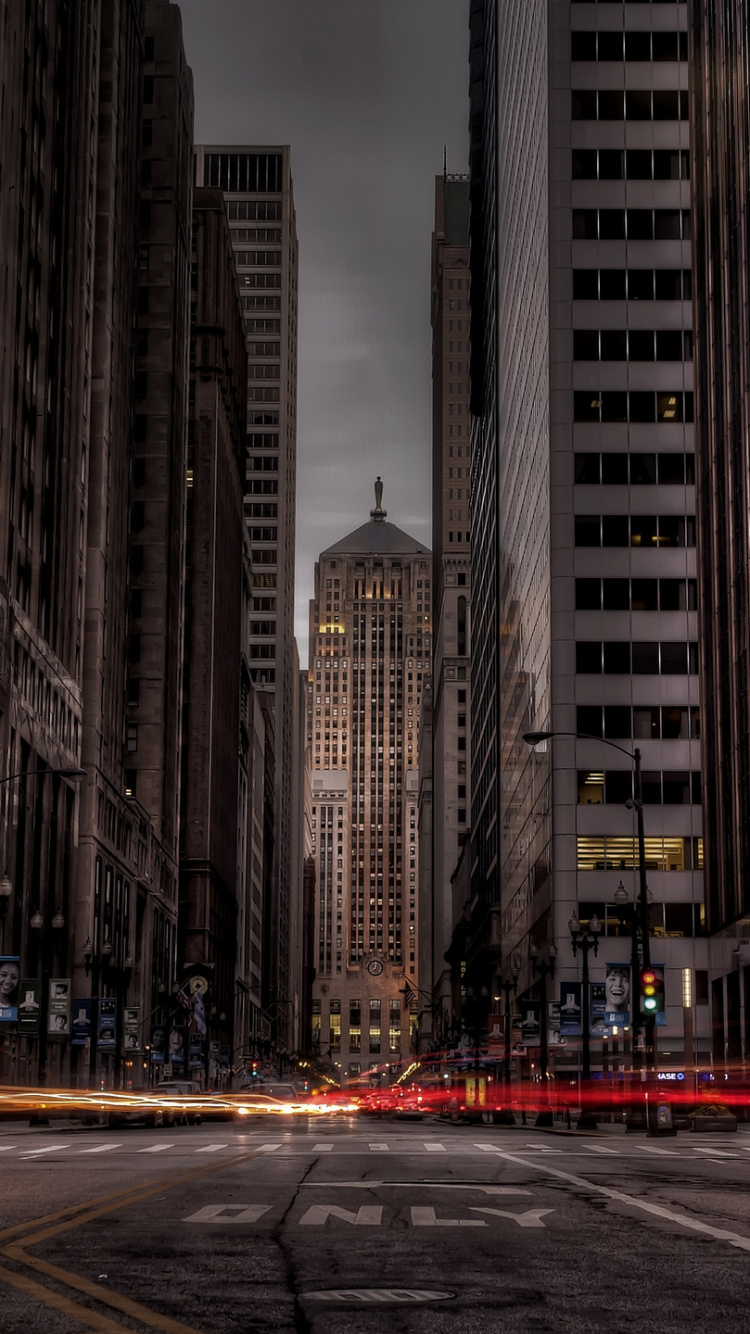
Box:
192;145;301;1052
690;0;750;1060
308;484;431;1081
469;0;709;1075
423;173;472;1044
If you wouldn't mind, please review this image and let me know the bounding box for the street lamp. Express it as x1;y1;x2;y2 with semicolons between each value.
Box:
524;730;656;1071
569;910;602;1129
530;942;557;1127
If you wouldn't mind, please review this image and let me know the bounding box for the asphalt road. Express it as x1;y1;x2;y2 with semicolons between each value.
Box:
2;1116;750;1333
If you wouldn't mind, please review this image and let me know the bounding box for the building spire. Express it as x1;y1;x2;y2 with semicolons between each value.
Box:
371;475;387;524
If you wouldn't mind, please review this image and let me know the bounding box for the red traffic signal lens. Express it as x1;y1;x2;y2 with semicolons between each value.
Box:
641;970;656;985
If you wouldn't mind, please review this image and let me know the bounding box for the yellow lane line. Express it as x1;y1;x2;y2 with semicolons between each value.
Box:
0;1175;169;1243
0;1262;130;1333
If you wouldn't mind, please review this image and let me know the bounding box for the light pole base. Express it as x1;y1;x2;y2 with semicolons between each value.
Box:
576;1111;598;1130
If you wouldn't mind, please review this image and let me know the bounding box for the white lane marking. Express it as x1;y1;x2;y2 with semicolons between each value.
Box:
313;1143;333;1151
19;1144;67;1158
411;1207;486;1227
183;1204;271;1223
299;1181;532;1194
0;1146;18;1152
692;1147;737;1158
299;1205;383;1226
138;1143;175;1153
195;1144;229;1153
471;1206;554;1229
79;1144;122;1154
484;1145;750;1254
369;1143;389;1151
583;1144;619;1155
639;1145;679;1156
425;1143;446;1152
474;1144;503;1152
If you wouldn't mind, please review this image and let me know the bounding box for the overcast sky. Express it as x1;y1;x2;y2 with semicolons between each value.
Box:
178;0;470;659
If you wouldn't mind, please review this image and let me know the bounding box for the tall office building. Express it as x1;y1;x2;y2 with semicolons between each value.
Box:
0;0;99;1084
192;144;300;1051
423;174;472;1044
690;0;750;1061
308;485;431;1081
468;0;710;1073
178;187;247;1063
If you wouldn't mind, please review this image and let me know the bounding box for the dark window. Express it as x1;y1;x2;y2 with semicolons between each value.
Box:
657;453;685;484
653;90;681;120
573;210;599;240
634;707;660;740
660;642;688;674
133;458;146;488
628;270;654;300
631;515;658;548
128;633;141;664
642;772;662;804
143;75;154;103
604;642;631;674
663;772;691;805
606;771;633;804
601;454;628;484
604;706;631;739
655;210;683;241
576;579;602;610
601;391;628;422
652;32;679;61
598;31;624;60
659;579;686;611
144;36;155;60
572;90;598;120
682;268;693;299
599;90;624;119
602;579;629;610
142;120;153;148
131;501;145;533
602;515;629;546
600;269;626;300
629;330;655;360
600;210;626;240
601;330;627;360
684;453;695;484
599;149;624;179
656;330;684;361
631;578;658;610
577;706;603;739
572;149;598;179
626;149;653;179
626;90;652;120
129;546;144;577
659;515;692;547
630;454;657;484
691;706;701;738
574;453;601;484
654;269;683;300
574;391;601;422
573;270;599;299
662;707;689;740
624;32;651;61
575;515;601;546
574;330;600;360
627;209;653;240
137;287;149;315
696;970;709;1004
571;31;598;60
629;392;656;423
653;149;682;180
632;642;659;673
576;642;602;673
128;678;140;707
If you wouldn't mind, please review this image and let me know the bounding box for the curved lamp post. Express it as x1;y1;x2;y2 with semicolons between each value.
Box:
569;910;602;1129
530;942;557;1126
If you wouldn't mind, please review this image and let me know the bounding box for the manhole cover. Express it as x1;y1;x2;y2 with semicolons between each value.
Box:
304;1288;456;1305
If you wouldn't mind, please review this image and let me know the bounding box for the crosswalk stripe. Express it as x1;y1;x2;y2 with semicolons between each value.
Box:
583;1144;619;1155
138;1143;175;1153
0;1146;18;1152
369;1143;389;1151
425;1143;446;1152
195;1144;228;1153
18;1144;67;1158
79;1144;121;1154
313;1143;333;1151
255;1143;282;1152
692;1147;737;1158
639;1146;679;1155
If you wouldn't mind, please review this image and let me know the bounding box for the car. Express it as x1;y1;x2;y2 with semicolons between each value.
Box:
155;1080;203;1124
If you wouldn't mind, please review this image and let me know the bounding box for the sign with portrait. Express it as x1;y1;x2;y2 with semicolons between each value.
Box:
17;979;41;1032
123;1006;140;1054
168;1026;186;1069
71;999;92;1046
188;1033;204;1069
559;982;582;1036
150;1026;166;1062
605;962;631;1025
98;996;117;1050
48;978;71;1035
548;1000;566;1047
0;956;20;1022
590;982;610;1037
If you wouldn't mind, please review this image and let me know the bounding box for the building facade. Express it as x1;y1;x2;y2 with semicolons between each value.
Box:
425;173;472;1048
690;0;750;1064
192;145;301;1057
469;0;710;1077
308;485;430;1082
178;187;247;1075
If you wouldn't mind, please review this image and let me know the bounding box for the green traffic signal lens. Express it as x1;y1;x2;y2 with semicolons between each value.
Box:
644;998;657;1011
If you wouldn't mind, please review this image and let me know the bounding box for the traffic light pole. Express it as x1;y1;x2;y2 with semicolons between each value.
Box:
633;749;656;1072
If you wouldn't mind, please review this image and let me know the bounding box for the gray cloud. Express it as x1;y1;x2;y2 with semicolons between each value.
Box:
178;0;470;660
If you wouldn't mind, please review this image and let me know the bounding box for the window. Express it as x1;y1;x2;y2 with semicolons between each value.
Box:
369;999;381;1053
329;1000;341;1051
574;391;692;424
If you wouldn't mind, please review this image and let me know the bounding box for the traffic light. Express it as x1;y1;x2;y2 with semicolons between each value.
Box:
251;1061;259;1079
639;966;665;1016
